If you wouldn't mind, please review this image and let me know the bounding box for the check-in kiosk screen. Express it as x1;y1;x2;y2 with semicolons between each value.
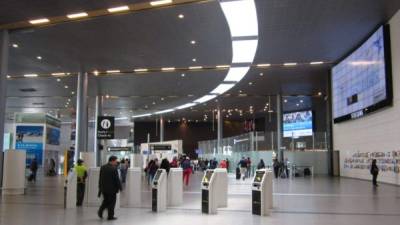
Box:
254;171;265;183
202;171;214;184
154;170;162;182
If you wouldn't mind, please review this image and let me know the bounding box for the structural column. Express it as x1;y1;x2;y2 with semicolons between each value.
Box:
159;116;165;142
217;109;223;154
94;95;103;166
276;94;283;162
74;71;89;162
0;30;9;188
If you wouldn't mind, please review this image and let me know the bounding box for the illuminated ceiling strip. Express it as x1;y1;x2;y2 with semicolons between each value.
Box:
132;113;152;118
109;0;259;120
150;0;173;6
108;6;130;13
176;103;196;109
210;83;235;95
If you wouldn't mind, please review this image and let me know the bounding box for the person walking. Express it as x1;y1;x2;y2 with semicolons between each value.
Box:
160;158;171;174
29;158;38;182
370;159;379;187
75;159;88;206
238;157;247;180
257;159;265;170
246;157;252;178
98;156;122;221
148;159;159;184
182;157;192;186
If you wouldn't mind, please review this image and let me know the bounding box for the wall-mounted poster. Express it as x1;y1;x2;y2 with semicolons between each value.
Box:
15;125;44;165
46;127;60;145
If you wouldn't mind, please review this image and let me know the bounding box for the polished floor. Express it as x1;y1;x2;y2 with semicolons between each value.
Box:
1;172;400;225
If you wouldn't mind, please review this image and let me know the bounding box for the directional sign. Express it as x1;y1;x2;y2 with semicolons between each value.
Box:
97;116;114;139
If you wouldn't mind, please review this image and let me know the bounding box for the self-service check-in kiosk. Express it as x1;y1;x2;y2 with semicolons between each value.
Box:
252;169;273;216
168;168;183;206
152;169;167;212
201;169;218;214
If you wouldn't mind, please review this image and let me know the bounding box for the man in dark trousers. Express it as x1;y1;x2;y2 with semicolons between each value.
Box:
98;156;122;220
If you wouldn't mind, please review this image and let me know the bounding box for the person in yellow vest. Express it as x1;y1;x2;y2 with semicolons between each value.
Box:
75;159;88;206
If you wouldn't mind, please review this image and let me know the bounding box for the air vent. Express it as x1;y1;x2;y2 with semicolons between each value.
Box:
20;88;37;92
32;102;45;105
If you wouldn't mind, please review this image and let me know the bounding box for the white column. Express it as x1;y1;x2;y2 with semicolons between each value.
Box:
0;30;9;188
75;71;89;162
94;95;103;166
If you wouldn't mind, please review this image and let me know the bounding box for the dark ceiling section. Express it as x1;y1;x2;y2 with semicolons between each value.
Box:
8;0;231;75
254;0;400;64
0;0;149;24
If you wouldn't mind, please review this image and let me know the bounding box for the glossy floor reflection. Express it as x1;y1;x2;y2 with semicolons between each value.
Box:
1;172;400;225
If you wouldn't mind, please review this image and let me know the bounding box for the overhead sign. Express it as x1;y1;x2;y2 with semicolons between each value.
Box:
108;147;132;152
150;144;172;151
97;116;115;139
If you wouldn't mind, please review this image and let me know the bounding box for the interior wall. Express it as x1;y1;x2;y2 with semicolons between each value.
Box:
333;10;400;185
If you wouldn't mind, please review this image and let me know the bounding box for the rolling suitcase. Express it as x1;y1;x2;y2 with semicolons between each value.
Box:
236;167;241;180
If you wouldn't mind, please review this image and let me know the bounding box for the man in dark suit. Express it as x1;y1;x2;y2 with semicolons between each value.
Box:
98;156;122;220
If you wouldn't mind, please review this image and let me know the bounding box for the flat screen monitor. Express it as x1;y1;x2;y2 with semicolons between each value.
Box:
332;25;393;123
254;171;265;183
202;170;214;184
283;110;313;137
153;170;163;182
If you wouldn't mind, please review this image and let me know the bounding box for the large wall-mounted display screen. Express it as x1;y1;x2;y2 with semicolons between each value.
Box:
332;25;393;123
283;111;313;138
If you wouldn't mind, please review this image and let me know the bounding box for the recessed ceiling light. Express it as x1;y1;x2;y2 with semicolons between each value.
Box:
29;18;50;25
216;65;230;69
134;68;148;72
283;62;297;66
37;56;42;60
318;92;322;96
190;40;196;45
181;73;185;77
162;67;175;71
259;72;264;76
51;72;66;76
107;6;130;13
178;14;184;19
23;74;38;78
7;75;11;79
161;97;165;101
192;58;197;62
296;103;300;106
257;63;271;67
105;95;110;99
248;82;253;85
56;78;61;82
71;91;75;95
310;61;324;65
67;12;88;19
93;70;99;76
64;85;69;89
106;70;120;74
284;99;288;103
150;0;172;6
189;66;202;70
12;43;18;48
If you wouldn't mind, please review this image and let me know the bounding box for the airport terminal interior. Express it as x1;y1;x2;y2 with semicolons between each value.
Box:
1;0;400;224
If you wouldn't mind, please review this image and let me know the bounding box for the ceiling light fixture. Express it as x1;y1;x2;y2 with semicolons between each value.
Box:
67;12;88;19
29;18;50;24
216;65;230;69
12;43;18;48
190;40;196;45
107;6;130;13
194;95;217;103
161;67;175;71
23;74;38;78
178;14;184;19
37;56;42;60
132;113;152;118
93;70;99;76
176;103;196;110
155;109;174;114
259;72;264;76
51;72;66;76
181;73;185;77
192;58;197;62
223;67;250;82
210;83;235;95
150;0;172;6
134;68;148;72
232;40;258;63
310;61;324;65
283;62;297;66
7;75;11;79
64;85;69;89
220;0;258;37
189;66;202;70
106;70;120;73
257;63;271;67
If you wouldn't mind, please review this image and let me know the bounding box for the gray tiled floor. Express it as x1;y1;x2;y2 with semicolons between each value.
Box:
1;172;399;225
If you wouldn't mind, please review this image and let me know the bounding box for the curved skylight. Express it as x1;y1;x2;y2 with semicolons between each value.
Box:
130;0;259;119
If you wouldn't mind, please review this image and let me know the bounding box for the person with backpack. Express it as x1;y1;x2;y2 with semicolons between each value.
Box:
370;159;379;187
238;157;248;180
181;156;192;186
29;158;38;182
257;159;265;170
